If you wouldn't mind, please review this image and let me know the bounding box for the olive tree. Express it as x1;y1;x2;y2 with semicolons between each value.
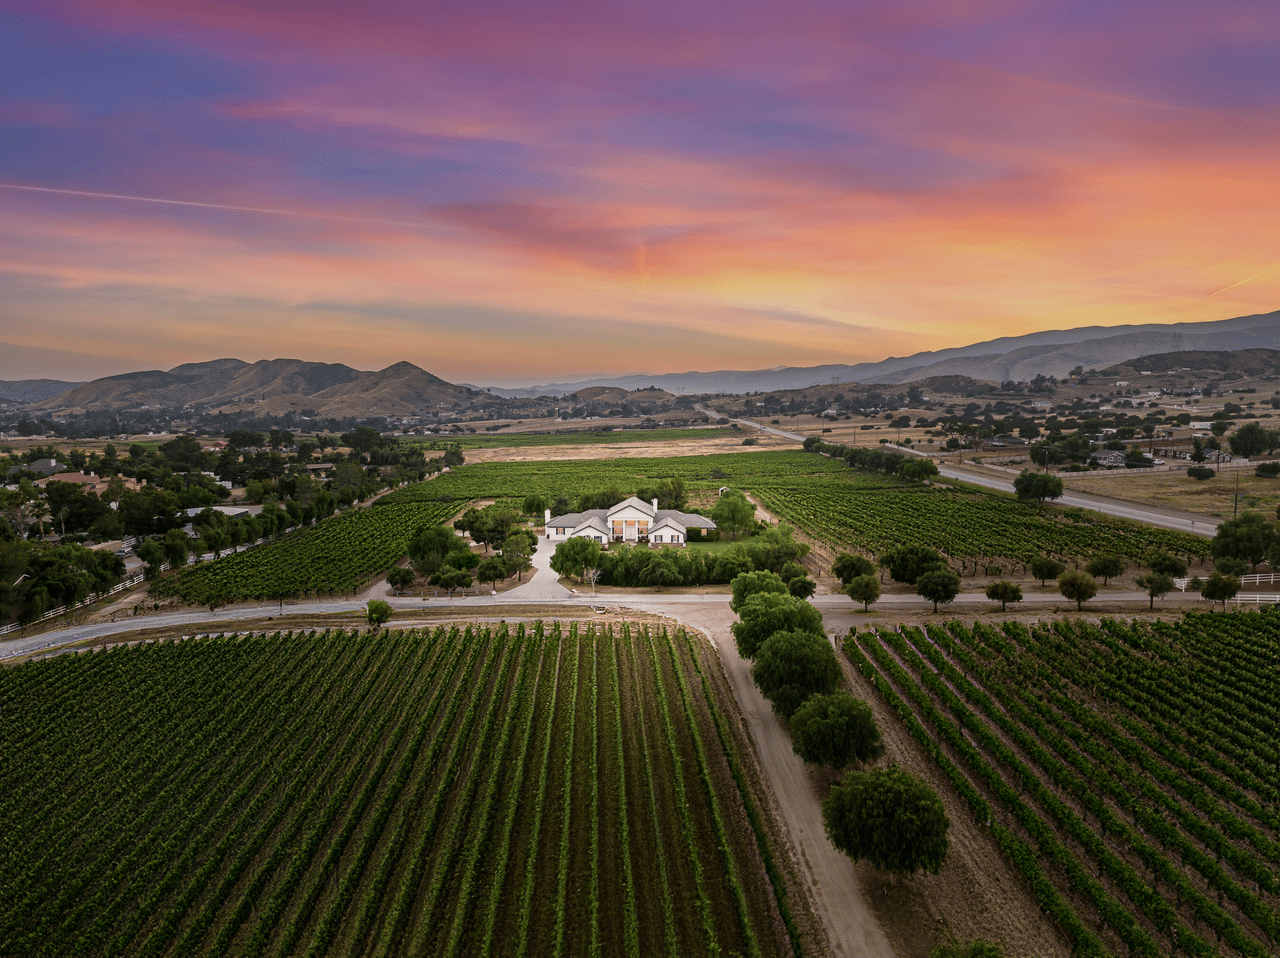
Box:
731;592;824;660
387;565;416;590
365;599;392;629
791;692;884;768
729;570;788;613
984;581;1022;611
917;568;961;612
845;575;881;611
1084;554;1125;585
1134;572;1174;610
832;553;876;586
823;766;950;876
1057;570;1098;611
751;629;841;718
1201;571;1240;610
1030;556;1065;586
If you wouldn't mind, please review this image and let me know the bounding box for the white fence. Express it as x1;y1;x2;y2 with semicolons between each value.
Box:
1231;593;1280;606
1176;572;1278;593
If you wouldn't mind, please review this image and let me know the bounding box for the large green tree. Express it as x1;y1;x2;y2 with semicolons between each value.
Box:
751;629;842;718
550;536;604;582
1201;571;1241;610
1057;570;1098;611
845;575;881;611
832;553;876;586
731;592;825;660
1135;572;1175;610
476;556;509;588
879;545;947;585
916;568;961;612
1013;469;1064;504
1144;550;1187;578
984;581;1022;611
365;599;392;629
791;691;884;768
501;531;535;581
1210;511;1276;570
823;766;950;876
729;570;788;613
1029;556;1065;586
711;490;756;538
1228;421;1270;458
1084;554;1125;585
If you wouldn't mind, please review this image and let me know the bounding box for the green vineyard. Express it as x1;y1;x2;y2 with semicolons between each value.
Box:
753;485;1210;563
149;500;465;606
847;611;1280;957
0;624;810;957
384;450;856;505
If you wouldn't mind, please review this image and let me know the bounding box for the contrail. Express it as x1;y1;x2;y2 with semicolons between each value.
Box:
0;182;445;233
1208;260;1280;296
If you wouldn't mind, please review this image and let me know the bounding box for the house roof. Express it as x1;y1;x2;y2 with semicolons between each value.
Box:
37;471;101;487
9;458;64;477
606;496;657;518
548;506;716;531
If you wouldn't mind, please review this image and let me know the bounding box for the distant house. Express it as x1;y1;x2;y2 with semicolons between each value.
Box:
1090;451;1127;468
546;496;716;546
35;471;107;492
8;458;64;478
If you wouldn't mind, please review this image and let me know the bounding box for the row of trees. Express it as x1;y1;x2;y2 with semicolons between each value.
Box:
549;523;817;591
728;571;952;878
0;541;127;625
829;533;1268;613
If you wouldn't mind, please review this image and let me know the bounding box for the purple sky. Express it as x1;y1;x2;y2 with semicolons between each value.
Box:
2;0;1277;385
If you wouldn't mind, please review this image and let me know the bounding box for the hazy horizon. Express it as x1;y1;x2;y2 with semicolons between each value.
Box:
3;1;1278;383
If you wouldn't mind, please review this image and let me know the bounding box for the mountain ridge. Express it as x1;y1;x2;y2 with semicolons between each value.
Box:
16;309;1277;412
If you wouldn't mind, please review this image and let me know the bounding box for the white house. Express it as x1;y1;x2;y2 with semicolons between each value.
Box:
545;496;716;547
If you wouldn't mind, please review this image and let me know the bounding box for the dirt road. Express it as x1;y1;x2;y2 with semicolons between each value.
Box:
653;601;894;958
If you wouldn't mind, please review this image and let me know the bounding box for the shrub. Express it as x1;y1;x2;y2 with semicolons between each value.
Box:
791;692;884;768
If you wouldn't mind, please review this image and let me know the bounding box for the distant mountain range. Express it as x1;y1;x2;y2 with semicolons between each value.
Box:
27;358;473;417
480;310;1277;396
0;379;85;404
8;310;1276;415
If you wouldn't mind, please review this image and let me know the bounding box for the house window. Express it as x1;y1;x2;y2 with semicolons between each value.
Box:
654;534;663;542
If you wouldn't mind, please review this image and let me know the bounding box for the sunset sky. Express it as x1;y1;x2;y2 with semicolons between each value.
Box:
2;0;1277;386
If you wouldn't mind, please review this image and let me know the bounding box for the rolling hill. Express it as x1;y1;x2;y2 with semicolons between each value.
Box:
33;359;474;418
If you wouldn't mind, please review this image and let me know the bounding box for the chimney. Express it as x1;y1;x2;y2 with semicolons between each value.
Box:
651;497;658;512
544;508;551;525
